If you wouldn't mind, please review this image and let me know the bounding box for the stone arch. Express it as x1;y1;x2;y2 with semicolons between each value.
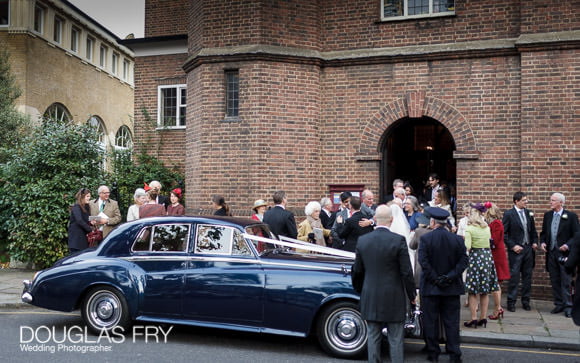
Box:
357;92;479;160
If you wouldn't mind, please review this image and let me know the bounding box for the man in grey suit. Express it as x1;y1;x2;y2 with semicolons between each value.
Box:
352;205;416;363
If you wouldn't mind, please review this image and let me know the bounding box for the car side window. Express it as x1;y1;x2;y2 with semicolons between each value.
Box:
132;224;190;252
232;230;252;256
194;225;233;255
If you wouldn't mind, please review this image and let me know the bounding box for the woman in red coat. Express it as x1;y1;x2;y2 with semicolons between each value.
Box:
485;202;510;319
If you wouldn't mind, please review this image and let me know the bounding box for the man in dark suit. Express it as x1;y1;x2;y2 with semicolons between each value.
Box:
383;178;404;204
330;192;351;248
319;197;336;230
564;232;580;325
502;191;538;312
352;205;416;363
540;193;580;317
418;207;468;363
149;180;169;209
335;196;373;252
263;190;297;239
420;173;441;205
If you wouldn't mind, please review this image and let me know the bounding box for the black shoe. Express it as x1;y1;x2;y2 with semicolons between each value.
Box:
522;303;531;311
507;304;516;312
565;309;572;318
427;355;439;362
551;306;565;314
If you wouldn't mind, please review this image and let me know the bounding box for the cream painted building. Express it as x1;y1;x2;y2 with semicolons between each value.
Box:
0;0;134;152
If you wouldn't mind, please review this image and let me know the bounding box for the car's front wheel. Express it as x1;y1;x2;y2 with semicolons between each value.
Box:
316;301;367;358
81;286;131;334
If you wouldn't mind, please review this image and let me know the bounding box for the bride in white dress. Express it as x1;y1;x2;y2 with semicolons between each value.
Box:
389;199;414;272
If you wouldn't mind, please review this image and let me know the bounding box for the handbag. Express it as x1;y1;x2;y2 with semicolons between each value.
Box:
404;305;423;338
86;227;103;248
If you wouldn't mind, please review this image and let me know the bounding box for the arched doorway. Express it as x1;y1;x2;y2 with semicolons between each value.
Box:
380;116;456;203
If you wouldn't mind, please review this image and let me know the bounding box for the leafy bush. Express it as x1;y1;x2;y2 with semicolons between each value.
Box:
0;121;104;268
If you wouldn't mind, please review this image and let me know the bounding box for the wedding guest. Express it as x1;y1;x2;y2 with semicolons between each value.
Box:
139;188;167;218
463;203;499;329
297;201;330;247
212;194;232;216
404;195;422;231
167;188;185;216
89;185;122;238
251;199;268;222
127;188;147;222
68;188;94;254
485;202;510;320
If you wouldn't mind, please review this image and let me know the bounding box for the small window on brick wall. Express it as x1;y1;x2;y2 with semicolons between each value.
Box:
158;85;186;128
381;0;454;20
225;70;239;119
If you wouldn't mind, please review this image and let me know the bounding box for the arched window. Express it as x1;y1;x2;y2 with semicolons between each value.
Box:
43;103;72;122
87;116;107;169
87;116;106;145
115;126;133;150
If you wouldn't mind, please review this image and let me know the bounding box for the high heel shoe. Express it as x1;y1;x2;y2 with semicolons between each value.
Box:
463;320;478;328
488;308;504;320
477;318;487;328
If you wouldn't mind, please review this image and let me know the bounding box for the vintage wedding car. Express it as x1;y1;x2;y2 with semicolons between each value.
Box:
22;216;367;358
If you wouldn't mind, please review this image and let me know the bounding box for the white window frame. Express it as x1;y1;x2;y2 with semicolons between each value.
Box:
157;84;187;128
0;0;9;27
381;0;455;21
122;58;129;81
53;16;63;43
111;52;119;75
114;125;133;150
99;45;107;68
33;4;44;34
86;36;94;61
70;26;80;53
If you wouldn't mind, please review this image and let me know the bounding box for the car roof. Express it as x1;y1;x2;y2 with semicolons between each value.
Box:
123;215;264;229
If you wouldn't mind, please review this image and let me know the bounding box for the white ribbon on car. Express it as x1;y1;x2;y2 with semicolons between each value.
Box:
242;233;355;259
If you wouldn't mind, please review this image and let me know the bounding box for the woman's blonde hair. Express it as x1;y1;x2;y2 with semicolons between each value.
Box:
467;208;488;227
485;202;502;223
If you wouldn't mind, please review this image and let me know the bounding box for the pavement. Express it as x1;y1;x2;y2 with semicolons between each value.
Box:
1;268;579;351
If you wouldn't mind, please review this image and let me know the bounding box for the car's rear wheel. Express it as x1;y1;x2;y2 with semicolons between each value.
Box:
316;301;367;358
81;286;131;334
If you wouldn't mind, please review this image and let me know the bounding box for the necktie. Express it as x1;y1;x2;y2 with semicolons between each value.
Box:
518;210;529;244
551;213;560;250
100;201;105;213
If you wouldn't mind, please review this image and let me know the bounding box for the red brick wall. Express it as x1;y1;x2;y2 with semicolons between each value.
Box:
138;0;580;300
133;53;188;173
145;0;188;37
185;61;322;216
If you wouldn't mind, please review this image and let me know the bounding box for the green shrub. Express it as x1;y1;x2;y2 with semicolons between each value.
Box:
1;120;104;268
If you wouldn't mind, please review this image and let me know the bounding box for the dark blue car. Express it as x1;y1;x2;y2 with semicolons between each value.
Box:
22;216;367;358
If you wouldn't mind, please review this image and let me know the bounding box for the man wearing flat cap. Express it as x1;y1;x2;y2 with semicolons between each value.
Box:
418;207;468;363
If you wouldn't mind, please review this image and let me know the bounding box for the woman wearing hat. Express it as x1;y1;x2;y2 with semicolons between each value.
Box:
167;188;185;216
463;203;499;329
251;199;268;221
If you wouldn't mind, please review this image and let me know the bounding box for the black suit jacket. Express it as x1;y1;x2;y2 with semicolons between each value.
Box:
418;227;468;296
540;209;580;262
336;211;373;252
352;227;416;322
157;195;169;209
68;204;92;250
502;207;538;250
320;209;336;230
565;232;580;325
263;206;298;239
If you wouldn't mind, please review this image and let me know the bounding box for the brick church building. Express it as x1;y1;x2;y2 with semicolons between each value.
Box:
125;1;580;298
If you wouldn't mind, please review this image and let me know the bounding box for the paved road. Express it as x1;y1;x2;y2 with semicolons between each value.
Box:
1;308;579;363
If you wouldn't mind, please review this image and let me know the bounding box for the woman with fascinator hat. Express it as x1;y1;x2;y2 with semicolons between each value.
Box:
484;202;510;320
463;203;500;329
167;188;185;216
